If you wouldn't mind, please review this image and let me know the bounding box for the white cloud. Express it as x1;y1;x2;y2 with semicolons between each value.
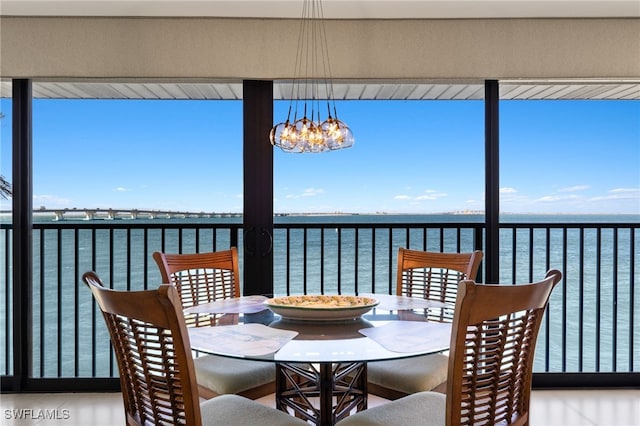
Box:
303;188;324;197
394;190;447;202
558;185;590;192
589;187;640;201
536;195;562;202
415;194;438;200
114;187;129;192
415;191;447;201
535;194;582;203
609;187;640;194
286;188;325;199
497;184;639;214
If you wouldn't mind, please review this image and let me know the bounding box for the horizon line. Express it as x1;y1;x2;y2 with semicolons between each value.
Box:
1;208;636;217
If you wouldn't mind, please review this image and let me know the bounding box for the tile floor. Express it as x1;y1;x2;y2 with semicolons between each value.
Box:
1;389;638;425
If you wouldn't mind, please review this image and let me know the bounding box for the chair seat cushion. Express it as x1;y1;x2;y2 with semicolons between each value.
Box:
201;394;307;426
336;391;445;426
193;354;275;394
367;353;449;394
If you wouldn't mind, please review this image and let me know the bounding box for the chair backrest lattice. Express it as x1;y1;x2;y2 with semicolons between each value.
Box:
397;248;483;322
153;248;240;328
82;271;202;426
402;268;465;302
447;269;562;426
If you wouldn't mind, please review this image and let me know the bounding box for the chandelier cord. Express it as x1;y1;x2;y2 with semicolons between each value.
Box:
270;0;354;153
317;0;337;120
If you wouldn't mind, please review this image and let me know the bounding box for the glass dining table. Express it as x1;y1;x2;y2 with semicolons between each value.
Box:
186;295;451;426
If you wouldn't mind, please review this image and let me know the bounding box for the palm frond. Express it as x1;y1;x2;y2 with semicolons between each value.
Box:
0;175;12;199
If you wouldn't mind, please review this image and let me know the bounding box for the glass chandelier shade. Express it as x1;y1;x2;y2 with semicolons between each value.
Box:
270;0;354;153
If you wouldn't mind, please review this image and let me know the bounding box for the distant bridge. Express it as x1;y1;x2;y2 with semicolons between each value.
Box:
27;208;242;221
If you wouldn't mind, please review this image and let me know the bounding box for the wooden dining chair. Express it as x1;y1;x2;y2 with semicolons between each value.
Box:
367;248;484;400
153;248;242;328
82;272;306;426
153;248;275;400
338;269;562;426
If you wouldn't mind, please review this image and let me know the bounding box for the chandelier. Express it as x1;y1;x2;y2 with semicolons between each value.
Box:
270;0;354;153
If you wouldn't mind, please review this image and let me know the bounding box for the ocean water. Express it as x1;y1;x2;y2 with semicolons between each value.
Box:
1;213;639;378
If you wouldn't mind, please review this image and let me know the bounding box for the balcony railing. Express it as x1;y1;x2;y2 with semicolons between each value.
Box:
1;218;638;391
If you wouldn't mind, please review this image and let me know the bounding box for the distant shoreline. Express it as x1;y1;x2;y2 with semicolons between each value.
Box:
1;209;636;217
0;209;637;224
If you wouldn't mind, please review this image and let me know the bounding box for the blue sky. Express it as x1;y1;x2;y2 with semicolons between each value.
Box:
1;97;639;215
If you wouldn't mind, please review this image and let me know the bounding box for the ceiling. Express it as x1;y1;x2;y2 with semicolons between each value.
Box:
1;1;638;100
1;0;639;19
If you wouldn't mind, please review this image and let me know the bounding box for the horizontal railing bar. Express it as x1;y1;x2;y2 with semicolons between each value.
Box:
5;221;637;230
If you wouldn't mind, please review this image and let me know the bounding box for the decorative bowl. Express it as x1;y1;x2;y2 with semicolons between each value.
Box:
264;294;378;321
